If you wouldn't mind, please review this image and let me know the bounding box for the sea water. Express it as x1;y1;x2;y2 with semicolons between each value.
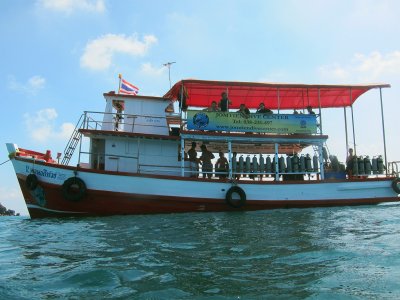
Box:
1;204;400;299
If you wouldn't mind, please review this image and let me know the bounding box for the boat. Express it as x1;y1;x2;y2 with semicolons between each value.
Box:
6;79;400;218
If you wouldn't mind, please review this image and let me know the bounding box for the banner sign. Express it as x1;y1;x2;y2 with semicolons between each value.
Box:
187;111;317;134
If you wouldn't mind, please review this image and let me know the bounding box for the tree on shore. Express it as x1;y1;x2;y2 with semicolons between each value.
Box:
0;203;19;216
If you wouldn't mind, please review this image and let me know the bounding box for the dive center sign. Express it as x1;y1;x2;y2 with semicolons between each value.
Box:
187;111;317;134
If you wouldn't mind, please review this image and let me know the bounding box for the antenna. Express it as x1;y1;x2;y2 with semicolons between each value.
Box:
163;62;176;88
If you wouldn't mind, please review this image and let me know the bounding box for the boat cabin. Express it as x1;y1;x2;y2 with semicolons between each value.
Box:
70;80;390;181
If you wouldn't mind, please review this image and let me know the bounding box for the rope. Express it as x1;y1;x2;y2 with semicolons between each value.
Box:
0;159;10;166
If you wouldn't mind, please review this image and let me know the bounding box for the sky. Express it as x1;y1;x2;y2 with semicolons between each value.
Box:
1;0;399;215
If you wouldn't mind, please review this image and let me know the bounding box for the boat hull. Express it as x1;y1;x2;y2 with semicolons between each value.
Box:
10;157;399;218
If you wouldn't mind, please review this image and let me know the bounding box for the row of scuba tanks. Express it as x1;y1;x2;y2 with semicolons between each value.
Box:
348;155;385;175
232;154;319;174
230;153;386;175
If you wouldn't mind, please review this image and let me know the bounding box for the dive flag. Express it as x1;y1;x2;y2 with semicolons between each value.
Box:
119;78;139;95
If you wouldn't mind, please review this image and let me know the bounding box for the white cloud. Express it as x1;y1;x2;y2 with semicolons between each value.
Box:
38;0;105;14
24;108;74;142
8;75;46;94
318;51;400;82
140;63;166;77
80;34;158;71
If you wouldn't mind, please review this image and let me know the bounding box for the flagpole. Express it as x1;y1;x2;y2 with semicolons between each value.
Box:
118;74;122;94
163;62;176;88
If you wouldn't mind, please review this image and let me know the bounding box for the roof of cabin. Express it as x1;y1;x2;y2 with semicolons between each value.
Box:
164;79;390;110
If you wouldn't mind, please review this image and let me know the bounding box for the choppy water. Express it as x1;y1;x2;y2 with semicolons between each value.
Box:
1;204;400;299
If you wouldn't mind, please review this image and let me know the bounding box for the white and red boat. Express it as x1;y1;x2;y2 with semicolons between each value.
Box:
6;79;400;218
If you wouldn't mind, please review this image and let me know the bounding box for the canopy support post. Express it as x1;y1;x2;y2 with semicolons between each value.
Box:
274;143;279;181
350;88;357;156
228;141;232;179
344;107;349;156
317;88;323;134
379;88;388;175
180;137;185;177
179;84;183;112
318;142;325;180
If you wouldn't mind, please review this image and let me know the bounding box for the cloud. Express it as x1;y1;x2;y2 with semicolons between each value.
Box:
8;75;46;95
140;63;166;77
24;108;75;142
318;51;400;82
38;0;105;14
80;34;158;71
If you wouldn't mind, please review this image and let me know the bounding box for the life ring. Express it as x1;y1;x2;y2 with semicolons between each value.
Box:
62;177;86;202
225;186;246;208
26;174;38;190
392;178;400;194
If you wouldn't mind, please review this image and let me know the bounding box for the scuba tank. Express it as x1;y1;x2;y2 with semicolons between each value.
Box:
299;154;306;173
238;155;244;173
259;154;265;175
330;155;339;172
377;155;384;174
372;156;378;174
252;155;258;174
286;155;292;173
322;147;328;162
292;154;299;172
245;155;251;177
305;154;312;172
232;154;237;175
266;155;272;174
313;154;319;172
272;156;277;173
352;155;358;175
358;156;364;175
279;156;286;173
364;156;371;175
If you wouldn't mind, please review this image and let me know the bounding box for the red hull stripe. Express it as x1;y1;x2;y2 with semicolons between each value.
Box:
18;178;400;219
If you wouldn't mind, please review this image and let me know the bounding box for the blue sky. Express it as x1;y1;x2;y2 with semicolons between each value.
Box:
1;0;400;215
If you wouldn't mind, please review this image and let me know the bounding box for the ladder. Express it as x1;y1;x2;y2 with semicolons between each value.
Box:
61;114;84;165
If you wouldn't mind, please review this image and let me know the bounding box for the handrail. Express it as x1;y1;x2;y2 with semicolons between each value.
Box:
83;111;171;131
388;161;400;177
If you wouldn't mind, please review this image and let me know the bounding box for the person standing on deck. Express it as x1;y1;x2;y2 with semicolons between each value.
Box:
218;92;231;112
200;144;215;179
215;151;229;179
188;142;199;177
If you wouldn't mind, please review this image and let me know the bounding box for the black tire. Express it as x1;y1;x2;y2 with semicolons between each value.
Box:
26;174;38;190
225;186;246;208
392;178;400;194
62;177;87;202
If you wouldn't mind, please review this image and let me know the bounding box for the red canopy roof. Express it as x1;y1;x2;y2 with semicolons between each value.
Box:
164;79;390;110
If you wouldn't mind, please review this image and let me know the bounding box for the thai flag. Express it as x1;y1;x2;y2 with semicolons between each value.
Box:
119;79;139;95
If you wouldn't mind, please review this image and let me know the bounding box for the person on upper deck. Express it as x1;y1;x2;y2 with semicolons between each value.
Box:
307;106;316;115
203;101;220;112
256;102;273;114
237;103;250;118
218;92;231;112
